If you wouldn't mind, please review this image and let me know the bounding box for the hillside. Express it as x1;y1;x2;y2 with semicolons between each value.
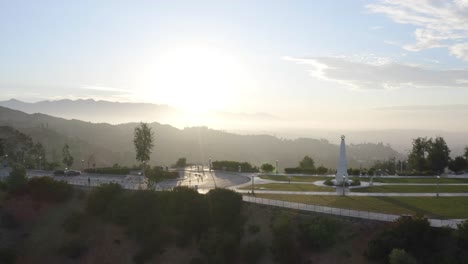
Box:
0;106;403;169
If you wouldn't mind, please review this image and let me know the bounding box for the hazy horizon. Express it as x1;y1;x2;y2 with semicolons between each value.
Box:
2;1;468;131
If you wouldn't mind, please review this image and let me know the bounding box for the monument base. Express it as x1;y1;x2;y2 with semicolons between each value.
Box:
331;179;354;186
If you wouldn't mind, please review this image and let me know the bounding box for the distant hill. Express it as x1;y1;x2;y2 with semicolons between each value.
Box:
0;106;403;169
0;98;278;126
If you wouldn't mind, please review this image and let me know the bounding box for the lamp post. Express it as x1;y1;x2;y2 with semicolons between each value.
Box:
436;175;440;197
276;160;279;174
38;156;42;170
209;158;212;171
81;159;84;171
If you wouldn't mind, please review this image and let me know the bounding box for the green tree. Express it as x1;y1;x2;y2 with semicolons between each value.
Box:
260;163;274;173
449;156;467;173
408;137;429;172
299;156;315;169
62;144;74;168
7;164;27;192
30;143;46;169
133;122;154;175
316;165;328;175
389;249;417;264
175;157;187;168
427;137;450;173
464;146;468;164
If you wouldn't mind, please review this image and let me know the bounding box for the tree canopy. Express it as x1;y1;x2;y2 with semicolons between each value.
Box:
133;122;154;164
299;156;315;169
408;137;450;173
62;144;74;168
261;163;274;173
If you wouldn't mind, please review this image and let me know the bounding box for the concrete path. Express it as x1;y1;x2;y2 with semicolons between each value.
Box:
235;189;468;197
232;175;468;197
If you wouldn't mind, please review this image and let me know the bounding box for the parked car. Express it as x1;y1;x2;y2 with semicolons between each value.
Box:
53;170;81;176
66;170;81;176
53;170;66;176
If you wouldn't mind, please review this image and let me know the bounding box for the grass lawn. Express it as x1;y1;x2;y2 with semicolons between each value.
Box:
254;194;468;219
258;175;332;182
371;177;468;184
239;183;334;192
352;185;468;193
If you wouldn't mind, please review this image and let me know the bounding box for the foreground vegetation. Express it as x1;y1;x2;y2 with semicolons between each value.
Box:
254;194;468;219
2;171;468;263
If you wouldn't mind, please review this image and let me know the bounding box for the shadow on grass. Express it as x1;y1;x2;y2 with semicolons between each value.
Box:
374;196;442;219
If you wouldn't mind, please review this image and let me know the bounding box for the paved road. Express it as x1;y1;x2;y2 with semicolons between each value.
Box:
156;167;251;193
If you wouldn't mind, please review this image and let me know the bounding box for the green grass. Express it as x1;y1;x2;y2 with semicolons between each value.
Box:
371;177;468;184
353;185;468;193
239;183;334;192
258;175;332;182
261;175;468;184
254;194;468;219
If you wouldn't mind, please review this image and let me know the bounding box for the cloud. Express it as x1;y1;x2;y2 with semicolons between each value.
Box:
450;43;468;60
370;26;383;30
80;85;132;93
285;56;468;90
366;0;468;60
375;104;468;111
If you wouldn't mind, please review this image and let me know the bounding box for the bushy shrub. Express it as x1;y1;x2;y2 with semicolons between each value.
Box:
211;161;259;172
63;211;84;233
0;248;16;264
247;224;260;235
242;239;266;264
58;239;87;259
6;164;27;192
350;179;361;186
25;177;73;202
0;180;7;191
0;211;20;229
389;248;417;264
206;188;243;233
190;257;205;264
324;179;334;186
271;213;300;264
84;166;130;175
199;230;239;264
284;167;317;174
86;183;124;216
146;166;178;183
298;217;339;250
367;215;454;263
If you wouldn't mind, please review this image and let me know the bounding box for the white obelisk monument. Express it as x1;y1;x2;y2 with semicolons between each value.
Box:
336;135;348;184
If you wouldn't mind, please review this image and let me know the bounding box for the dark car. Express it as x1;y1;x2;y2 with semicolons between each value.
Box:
53;170;66;176
66;170;81;176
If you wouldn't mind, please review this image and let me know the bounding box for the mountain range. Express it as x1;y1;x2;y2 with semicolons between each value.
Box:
0;105;403;169
0;99;278;127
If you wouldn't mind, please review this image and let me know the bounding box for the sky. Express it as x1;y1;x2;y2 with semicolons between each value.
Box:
1;0;468;131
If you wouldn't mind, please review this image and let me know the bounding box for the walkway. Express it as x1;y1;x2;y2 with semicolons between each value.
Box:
242;195;464;229
235;189;468;197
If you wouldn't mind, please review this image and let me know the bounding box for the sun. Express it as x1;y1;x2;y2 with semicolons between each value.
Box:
143;44;247;112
